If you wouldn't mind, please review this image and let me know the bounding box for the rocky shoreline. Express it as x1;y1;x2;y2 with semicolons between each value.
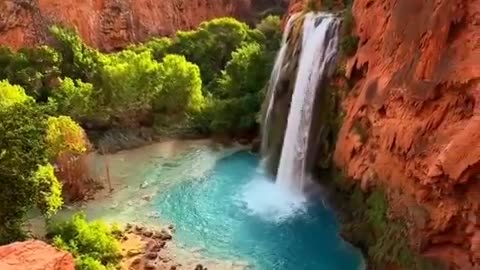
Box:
118;223;249;270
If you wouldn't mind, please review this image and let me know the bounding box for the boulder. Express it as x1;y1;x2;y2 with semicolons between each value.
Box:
0;240;75;270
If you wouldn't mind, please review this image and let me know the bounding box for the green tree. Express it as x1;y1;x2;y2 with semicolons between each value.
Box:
153;54;204;114
0;46;61;101
50;77;94;119
96;50;163;115
46;115;88;158
50;25;99;82
32;164;63;218
0;80;33;108
48;213;122;270
170;18;263;88
0;98;53;243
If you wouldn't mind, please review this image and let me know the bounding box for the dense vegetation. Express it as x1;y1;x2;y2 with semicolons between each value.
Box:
0;16;281;244
48;213;122;270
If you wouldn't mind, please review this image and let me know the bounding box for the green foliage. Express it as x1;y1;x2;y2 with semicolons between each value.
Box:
256;15;282;51
0;101;51;243
340;35;359;57
50;77;94;119
153;54;204;114
32;164;63;218
340;5;359;57
46;116;87;158
48;213;122;270
0;80;33;108
130;37;172;62
95;50;162;114
0;46;61;101
170;18;263;88
50;25;99;81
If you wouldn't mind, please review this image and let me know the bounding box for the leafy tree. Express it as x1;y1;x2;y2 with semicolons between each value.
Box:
50;77;94;119
170;18;263;88
46;115;88;158
0;46;61;101
256;15;282;51
0;80;33;107
49;25;99;82
153;55;204;115
48;213;122;270
32;164;63;218
0;98;52;243
96;50;163;115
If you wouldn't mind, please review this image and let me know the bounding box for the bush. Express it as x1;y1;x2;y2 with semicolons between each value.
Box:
48;213;122;270
32;164;63;218
340;35;359;57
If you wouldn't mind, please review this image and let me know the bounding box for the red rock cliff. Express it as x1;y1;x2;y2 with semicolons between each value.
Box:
0;0;253;51
0;240;75;270
287;0;480;268
328;0;480;269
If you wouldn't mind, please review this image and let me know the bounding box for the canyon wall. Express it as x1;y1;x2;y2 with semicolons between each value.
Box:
0;0;258;51
288;0;480;269
330;0;480;269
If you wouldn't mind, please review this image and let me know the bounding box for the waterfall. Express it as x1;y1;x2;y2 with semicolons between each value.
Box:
275;13;340;194
260;14;298;159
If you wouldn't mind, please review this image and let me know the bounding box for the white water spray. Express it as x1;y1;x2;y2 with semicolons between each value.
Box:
276;13;340;194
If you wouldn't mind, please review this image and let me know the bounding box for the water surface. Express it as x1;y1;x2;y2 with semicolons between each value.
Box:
62;141;364;270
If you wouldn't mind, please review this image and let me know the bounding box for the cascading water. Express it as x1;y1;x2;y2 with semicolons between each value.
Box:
261;14;298;159
273;13;340;194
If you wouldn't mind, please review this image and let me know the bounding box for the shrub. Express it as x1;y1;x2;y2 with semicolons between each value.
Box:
48;213;122;270
256;15;282;51
32;164;63;218
340;35;359;57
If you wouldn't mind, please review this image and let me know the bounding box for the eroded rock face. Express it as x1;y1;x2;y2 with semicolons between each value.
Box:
332;0;480;269
0;0;253;51
0;240;75;270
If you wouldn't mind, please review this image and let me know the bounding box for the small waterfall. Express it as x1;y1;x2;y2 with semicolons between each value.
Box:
261;14;298;160
275;13;340;193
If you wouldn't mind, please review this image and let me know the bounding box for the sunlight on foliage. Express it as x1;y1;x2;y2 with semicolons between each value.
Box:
0;80;33;108
50;77;94;119
46;116;87;158
49;213;122;270
153;54;204;114
32;164;63;218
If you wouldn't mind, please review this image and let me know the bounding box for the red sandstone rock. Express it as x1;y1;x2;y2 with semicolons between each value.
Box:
323;0;480;269
0;240;75;270
0;0;253;51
